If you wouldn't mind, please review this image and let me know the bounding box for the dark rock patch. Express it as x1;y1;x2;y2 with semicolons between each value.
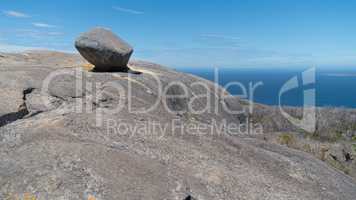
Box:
343;149;353;162
184;195;197;200
0;88;34;127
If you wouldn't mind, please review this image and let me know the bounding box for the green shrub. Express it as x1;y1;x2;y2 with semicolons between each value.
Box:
351;124;356;131
302;144;312;153
352;144;356;152
352;135;356;141
328;157;350;175
330;131;343;142
278;133;295;147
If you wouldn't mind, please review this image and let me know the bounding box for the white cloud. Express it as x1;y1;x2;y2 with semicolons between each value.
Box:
0;42;75;53
0;43;42;52
200;34;240;41
3;29;64;39
198;34;242;48
32;22;57;28
112;6;144;15
135;46;315;68
3;10;30;18
46;32;63;36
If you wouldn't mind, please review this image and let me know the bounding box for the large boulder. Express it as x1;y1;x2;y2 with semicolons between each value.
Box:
75;27;133;72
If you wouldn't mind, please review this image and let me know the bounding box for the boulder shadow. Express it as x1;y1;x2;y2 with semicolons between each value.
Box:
91;66;142;75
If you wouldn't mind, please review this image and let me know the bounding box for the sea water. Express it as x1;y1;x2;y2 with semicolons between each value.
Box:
177;67;356;108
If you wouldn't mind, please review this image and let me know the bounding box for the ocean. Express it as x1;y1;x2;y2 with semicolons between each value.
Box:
177;67;356;108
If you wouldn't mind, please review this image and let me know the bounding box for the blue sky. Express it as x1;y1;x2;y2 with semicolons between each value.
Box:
1;0;356;68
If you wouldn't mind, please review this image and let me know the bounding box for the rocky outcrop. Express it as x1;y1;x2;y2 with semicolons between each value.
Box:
75;28;134;72
0;51;355;199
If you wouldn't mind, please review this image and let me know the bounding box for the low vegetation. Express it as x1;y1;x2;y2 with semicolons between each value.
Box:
278;133;295;147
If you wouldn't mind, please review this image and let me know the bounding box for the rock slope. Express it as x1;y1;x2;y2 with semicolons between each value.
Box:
0;51;355;200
